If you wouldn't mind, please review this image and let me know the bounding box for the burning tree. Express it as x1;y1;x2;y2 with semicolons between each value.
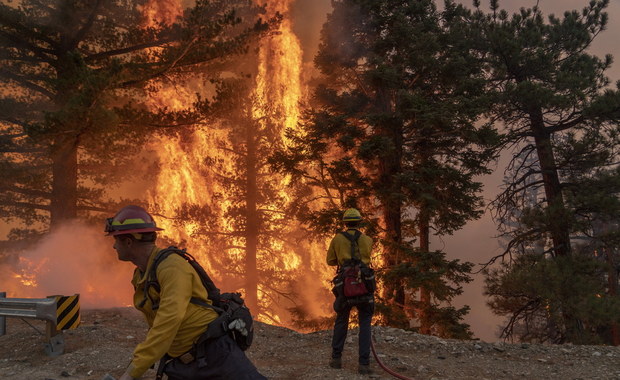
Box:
274;0;498;338
187;77;292;319
473;0;620;343
0;0;265;249
145;0;337;326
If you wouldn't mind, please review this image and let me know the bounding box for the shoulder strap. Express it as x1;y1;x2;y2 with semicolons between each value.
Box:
139;246;222;312
339;230;362;261
138;247;179;309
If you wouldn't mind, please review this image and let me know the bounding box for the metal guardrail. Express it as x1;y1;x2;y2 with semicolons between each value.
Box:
0;292;80;356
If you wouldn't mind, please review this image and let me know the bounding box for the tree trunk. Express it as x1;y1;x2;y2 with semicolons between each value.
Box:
529;107;571;257
244;121;259;313
418;210;432;334
605;246;620;345
529;106;579;340
376;87;405;311
49;39;80;229
49;135;78;229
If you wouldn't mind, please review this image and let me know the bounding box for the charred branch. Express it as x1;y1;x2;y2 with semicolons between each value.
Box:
479;228;544;270
0;11;59;49
499;298;543;341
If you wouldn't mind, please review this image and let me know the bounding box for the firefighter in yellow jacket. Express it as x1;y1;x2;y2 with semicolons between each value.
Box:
105;205;265;380
327;208;375;375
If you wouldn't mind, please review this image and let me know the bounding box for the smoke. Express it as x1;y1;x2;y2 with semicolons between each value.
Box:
291;0;332;63
0;222;135;308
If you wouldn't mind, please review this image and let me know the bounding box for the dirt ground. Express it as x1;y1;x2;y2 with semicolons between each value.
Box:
1;307;620;380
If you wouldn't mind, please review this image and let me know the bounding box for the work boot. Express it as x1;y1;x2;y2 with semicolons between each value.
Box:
329;357;342;369
358;364;373;375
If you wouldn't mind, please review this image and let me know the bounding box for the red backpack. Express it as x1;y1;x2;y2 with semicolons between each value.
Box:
332;230;376;301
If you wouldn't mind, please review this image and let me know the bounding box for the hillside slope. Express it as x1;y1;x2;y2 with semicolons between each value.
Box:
1;308;619;379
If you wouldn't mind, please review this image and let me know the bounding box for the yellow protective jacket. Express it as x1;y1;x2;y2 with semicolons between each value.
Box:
326;229;373;266
128;246;218;378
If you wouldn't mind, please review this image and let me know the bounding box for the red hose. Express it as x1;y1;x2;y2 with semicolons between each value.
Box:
370;334;415;380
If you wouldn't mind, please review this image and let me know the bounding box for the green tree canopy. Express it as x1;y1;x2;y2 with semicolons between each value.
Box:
474;0;620;343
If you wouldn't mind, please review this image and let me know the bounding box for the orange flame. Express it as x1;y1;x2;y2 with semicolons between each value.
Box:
0;1;335;321
141;0;334;329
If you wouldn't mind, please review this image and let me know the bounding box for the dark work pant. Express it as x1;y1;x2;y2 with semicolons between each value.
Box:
164;334;266;380
331;298;374;365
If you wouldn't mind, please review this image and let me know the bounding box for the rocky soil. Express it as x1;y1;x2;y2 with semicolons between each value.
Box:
1;307;620;380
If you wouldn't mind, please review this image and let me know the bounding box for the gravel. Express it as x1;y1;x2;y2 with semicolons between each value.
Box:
1;308;619;380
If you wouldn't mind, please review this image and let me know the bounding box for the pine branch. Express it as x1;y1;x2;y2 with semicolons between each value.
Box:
0;6;58;48
0;200;50;211
0;185;49;198
84;39;174;62
69;0;103;48
0;68;54;99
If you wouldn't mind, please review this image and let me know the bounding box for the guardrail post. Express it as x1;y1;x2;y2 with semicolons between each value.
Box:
0;292;5;336
0;293;79;356
44;295;64;356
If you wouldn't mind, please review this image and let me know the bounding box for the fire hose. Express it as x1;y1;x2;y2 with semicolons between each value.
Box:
371;333;415;380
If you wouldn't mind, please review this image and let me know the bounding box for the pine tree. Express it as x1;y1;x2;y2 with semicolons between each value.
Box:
474;0;620;343
200;78;294;320
274;0;497;338
0;0;264;243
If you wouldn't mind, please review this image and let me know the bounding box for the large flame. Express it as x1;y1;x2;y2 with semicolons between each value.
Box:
0;0;334;324
146;0;332;328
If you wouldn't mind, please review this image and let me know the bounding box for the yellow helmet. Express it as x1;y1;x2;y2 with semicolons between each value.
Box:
342;208;362;222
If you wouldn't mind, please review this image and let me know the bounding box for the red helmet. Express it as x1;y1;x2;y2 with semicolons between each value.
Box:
105;205;164;236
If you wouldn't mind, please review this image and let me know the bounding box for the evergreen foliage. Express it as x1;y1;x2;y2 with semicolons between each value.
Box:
197;78;298;322
473;0;620;343
0;0;266;247
273;0;498;338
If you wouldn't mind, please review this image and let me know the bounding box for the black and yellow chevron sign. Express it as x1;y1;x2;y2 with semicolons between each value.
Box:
55;294;80;330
